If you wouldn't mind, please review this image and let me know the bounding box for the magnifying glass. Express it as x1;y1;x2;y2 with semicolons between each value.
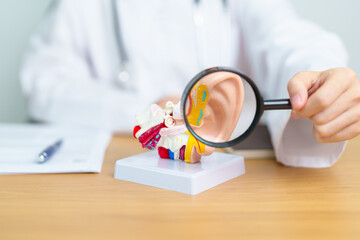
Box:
181;66;292;148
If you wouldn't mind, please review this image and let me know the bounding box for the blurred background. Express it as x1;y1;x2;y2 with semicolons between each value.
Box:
0;0;359;122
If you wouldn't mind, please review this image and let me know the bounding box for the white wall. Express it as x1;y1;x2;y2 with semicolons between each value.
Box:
0;0;359;122
0;0;51;122
290;0;360;72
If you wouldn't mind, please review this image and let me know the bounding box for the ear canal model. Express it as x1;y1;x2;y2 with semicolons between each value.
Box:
186;71;244;155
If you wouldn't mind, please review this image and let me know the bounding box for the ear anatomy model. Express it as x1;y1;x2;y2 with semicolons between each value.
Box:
133;99;207;164
134;71;244;163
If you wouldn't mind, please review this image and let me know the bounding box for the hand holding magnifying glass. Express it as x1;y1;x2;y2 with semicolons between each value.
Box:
181;66;292;148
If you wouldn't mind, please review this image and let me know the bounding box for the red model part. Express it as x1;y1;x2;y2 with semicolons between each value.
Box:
158;147;170;159
133;125;141;138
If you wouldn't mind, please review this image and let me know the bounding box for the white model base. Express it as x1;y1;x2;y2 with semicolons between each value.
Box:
114;151;245;195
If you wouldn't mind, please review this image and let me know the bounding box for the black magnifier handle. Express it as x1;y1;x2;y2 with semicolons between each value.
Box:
264;99;292;110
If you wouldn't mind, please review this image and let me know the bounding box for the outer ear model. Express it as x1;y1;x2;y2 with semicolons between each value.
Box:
186;71;244;156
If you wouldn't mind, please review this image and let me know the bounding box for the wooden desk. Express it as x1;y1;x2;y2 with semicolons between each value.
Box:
1;135;360;240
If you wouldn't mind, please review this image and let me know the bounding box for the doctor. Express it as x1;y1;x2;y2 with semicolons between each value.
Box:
21;0;360;168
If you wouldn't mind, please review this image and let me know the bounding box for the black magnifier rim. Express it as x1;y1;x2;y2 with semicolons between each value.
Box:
181;66;264;148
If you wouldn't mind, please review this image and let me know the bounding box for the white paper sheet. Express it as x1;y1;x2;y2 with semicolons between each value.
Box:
0;124;112;174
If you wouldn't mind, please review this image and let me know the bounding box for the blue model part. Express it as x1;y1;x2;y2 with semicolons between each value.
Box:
168;149;174;160
202;90;207;101
196;109;204;126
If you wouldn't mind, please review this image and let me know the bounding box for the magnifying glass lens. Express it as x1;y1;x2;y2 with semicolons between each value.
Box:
184;71;258;144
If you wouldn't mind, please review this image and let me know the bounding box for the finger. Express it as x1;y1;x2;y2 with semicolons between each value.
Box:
309;86;359;125
313;104;360;139
313;120;360;143
287;71;321;111
297;70;351;118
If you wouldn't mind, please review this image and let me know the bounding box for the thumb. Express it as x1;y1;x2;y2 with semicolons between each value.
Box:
287;71;321;111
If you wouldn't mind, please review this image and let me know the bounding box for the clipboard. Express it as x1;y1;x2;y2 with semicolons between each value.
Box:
225;124;275;159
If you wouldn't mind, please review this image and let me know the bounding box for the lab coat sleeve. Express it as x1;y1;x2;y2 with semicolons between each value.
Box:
235;0;348;167
20;0;147;133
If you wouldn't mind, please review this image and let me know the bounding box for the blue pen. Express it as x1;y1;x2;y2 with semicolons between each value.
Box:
38;139;63;164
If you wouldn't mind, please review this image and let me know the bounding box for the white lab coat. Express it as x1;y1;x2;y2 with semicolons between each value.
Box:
21;0;348;168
